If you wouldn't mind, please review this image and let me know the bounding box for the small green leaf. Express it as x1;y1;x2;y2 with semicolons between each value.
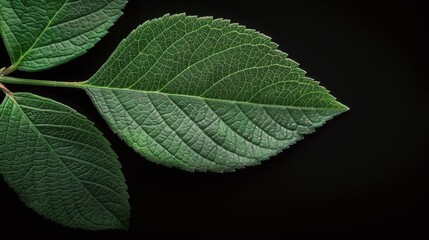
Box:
83;14;348;172
0;93;129;230
0;0;127;71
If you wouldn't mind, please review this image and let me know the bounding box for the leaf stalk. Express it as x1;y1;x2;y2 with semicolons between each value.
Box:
0;75;84;89
0;82;13;97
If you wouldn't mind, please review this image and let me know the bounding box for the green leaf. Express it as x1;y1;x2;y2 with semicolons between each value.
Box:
0;93;129;230
0;0;127;72
84;14;348;172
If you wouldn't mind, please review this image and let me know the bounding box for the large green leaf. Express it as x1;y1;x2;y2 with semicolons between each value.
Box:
0;0;127;72
84;14;348;172
0;93;129;230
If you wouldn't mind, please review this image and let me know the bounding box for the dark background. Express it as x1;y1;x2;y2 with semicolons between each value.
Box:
0;0;427;238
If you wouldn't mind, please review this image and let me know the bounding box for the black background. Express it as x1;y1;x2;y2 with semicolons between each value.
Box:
0;0;427;238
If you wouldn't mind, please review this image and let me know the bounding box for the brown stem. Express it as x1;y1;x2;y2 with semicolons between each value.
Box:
0;83;13;97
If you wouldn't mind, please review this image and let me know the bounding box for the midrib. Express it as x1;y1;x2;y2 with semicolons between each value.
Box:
13;0;69;67
84;84;346;112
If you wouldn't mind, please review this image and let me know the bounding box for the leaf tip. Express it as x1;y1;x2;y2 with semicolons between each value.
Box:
335;101;350;113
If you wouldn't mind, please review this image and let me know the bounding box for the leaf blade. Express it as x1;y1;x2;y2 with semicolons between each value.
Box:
0;0;127;71
85;14;348;172
0;93;130;230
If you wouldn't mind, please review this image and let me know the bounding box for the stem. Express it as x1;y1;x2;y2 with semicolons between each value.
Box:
0;83;13;97
2;65;16;76
0;75;85;89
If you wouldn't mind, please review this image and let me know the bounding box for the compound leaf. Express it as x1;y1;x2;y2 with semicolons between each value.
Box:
0;0;127;71
84;14;348;172
0;92;129;230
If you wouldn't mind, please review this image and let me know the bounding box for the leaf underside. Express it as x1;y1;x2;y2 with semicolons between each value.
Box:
0;93;129;230
0;0;127;71
84;14;348;172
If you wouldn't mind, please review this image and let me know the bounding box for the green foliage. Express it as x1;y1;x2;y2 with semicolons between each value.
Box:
0;0;127;71
84;14;347;172
0;1;347;231
0;93;129;230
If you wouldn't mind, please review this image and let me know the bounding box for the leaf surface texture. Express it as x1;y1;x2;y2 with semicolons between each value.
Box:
0;0;127;71
84;14;348;172
0;93;129;230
